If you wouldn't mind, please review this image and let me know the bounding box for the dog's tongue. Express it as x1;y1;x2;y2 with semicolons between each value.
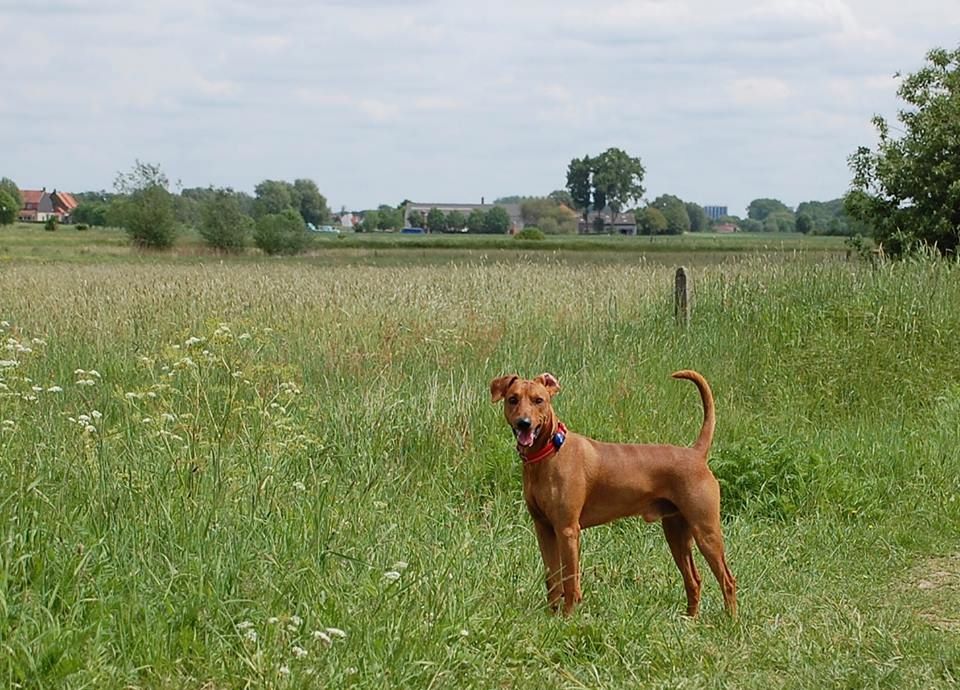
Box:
517;429;535;447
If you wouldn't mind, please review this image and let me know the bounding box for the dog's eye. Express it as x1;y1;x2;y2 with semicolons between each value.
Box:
508;396;519;405
533;397;544;405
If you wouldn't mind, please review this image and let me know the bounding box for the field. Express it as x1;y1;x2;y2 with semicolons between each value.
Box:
1;228;959;688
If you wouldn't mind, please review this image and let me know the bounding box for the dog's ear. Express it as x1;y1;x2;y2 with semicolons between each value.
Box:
490;375;518;403
535;372;560;397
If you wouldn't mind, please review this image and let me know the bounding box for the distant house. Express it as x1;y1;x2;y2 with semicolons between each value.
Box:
577;209;637;235
18;188;79;223
404;201;524;233
714;222;738;233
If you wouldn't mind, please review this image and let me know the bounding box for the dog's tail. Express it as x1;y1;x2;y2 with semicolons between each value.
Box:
671;370;715;454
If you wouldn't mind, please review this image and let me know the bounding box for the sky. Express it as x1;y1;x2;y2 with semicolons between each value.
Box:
1;0;959;217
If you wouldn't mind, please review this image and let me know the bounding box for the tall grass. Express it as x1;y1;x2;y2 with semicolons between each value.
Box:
1;255;958;688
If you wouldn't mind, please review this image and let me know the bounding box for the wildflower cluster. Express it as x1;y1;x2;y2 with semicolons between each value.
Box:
234;614;347;679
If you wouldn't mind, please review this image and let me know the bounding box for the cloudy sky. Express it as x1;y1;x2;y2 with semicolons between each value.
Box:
1;0;958;216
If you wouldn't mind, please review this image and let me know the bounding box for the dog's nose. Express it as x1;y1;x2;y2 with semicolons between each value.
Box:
516;417;532;431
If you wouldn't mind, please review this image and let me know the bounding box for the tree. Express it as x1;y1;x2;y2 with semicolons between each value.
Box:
113;160;178;249
520;197;578;234
685;202;709;232
764;211;796;233
358;210;379;233
565;149;645;231
254;208;308;255
377;205;403;231
0;190;17;225
592;148;646;219
846;46;960;256
795;213;813;235
635;206;668;235
0;177;22;212
651;194;690;234
253;180;296;218
466;208;486;234
446;210;465;232
747;198;792;221
406;210;426;228
293;179;329;226
565;155;593;227
483;206;511;234
548;189;574;207
426;207;448;233
199;189;254;252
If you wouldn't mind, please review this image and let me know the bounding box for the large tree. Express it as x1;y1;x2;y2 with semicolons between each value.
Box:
651;194;691;235
635;206;668;235
685;202;709;233
565;149;645;231
253;180;296;218
426;207;448;233
0;190;17;225
0;177;22;212
846;46;960;256
293;178;329;226
483;206;511;234
747;198;792;221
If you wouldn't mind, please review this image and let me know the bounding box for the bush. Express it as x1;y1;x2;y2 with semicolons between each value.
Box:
0;189;17;226
254;208;308;255
76;223;89;231
514;227;545;240
44;217;58;232
199;190;253;253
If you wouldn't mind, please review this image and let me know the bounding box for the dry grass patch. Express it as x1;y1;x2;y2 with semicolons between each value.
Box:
908;553;960;632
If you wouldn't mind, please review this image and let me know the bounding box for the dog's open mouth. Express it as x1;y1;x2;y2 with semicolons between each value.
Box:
513;424;541;448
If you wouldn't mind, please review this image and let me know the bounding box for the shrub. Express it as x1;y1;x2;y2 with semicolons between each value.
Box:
254;208;308;255
44;217;59;232
76;223;89;231
514;227;545;241
199;190;253;253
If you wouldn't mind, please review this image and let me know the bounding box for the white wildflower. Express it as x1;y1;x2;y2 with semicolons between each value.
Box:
78;414;91;423
236;620;255;630
392;561;409;571
0;360;17;369
184;336;204;348
91;410;102;420
244;628;258;643
291;645;308;659
267;616;279;625
142;417;153;425
74;368;85;375
313;630;332;646
88;370;101;379
325;627;346;639
125;392;140;400
32;386;42;392
0;321;8;328
76;379;96;387
384;570;401;582
278;665;290;676
293;480;306;491
160;413;177;423
84;425;97;434
30;338;46;346
47;386;63;393
460;629;470;637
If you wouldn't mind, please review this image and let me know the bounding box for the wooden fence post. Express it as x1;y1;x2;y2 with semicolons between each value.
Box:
674;266;690;328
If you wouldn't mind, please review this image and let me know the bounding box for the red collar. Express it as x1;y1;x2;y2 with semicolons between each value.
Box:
518;422;568;465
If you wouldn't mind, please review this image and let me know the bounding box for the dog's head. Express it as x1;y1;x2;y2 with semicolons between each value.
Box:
489;373;560;448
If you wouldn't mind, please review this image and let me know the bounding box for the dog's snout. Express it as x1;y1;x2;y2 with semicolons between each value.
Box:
516;417;532;431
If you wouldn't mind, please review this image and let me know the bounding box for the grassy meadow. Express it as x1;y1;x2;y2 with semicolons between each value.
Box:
1;235;959;687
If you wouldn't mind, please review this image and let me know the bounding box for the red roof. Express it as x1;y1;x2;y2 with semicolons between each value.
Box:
52;191;78;211
20;189;44;205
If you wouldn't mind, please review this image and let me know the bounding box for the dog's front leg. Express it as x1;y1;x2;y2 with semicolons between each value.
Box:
532;518;563;611
556;523;582;616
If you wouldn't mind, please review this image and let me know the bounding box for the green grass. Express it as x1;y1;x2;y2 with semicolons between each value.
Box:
1;251;958;688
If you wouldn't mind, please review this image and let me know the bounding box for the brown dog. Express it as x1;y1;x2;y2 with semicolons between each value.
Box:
490;370;736;617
